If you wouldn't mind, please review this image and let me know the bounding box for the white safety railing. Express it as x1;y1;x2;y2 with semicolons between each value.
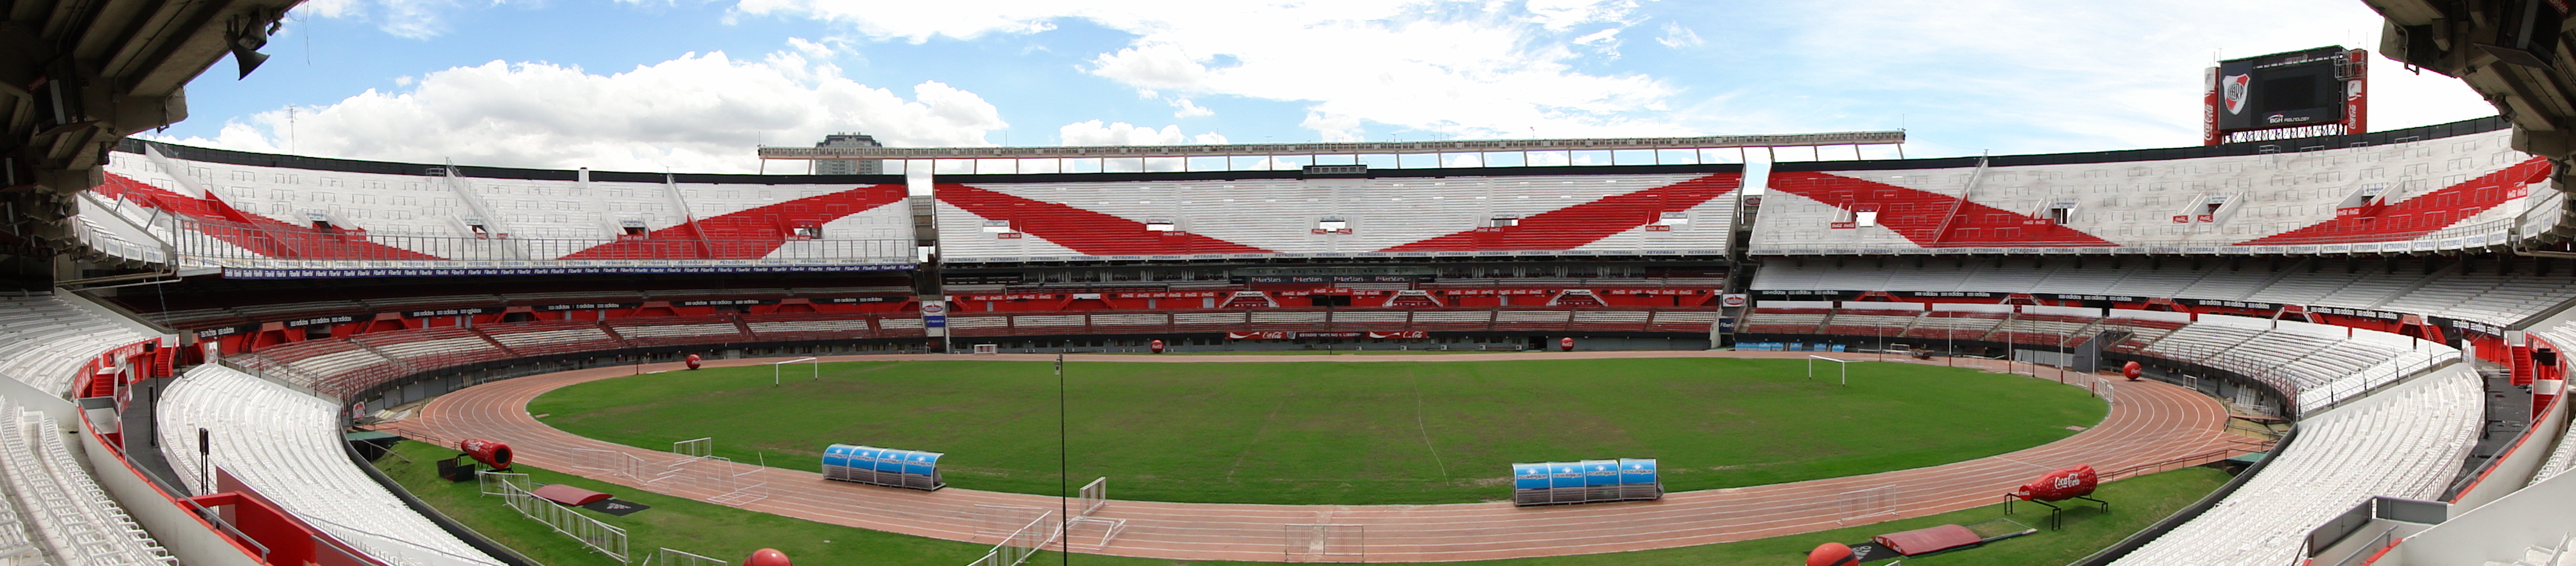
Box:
637;547;728;566
966;510;1060;566
496;481;627;561
1077;477;1109;516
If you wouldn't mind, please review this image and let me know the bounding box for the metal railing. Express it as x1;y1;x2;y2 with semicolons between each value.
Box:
967;510;1059;566
130;215;913;268
495;481;627;561
302;514;510;566
637;548;728;566
1750;212;2531;255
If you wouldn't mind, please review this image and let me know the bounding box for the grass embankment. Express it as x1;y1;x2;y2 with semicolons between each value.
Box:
530;358;2105;505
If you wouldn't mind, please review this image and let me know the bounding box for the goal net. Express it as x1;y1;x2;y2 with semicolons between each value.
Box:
1282;524;1365;562
672;437;713;459
1834;485;1896;524
1077;477;1109;516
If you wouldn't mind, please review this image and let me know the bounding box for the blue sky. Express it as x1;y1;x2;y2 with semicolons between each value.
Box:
155;0;2501;173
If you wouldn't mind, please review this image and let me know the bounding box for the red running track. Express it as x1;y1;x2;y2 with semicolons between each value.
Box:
384;351;2252;562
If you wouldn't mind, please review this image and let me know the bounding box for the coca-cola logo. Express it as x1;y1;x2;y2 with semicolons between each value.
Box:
2053;473;2083;489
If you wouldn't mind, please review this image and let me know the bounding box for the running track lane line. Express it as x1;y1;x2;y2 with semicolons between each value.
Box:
385;351;2250;563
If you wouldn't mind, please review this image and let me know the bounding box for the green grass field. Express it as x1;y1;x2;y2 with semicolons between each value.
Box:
529;358;2106;505
375;441;2225;566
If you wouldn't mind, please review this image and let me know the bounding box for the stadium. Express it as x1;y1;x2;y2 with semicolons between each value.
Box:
6;1;2576;565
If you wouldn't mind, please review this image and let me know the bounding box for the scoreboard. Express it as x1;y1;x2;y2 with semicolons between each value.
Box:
2205;46;2367;145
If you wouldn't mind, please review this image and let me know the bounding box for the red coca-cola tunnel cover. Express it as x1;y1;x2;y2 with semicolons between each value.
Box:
532;484;612;506
1872;524;1981;556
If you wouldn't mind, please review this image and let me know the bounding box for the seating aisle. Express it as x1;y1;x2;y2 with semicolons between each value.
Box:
2110;365;2482;566
158;365;503;566
0;399;168;566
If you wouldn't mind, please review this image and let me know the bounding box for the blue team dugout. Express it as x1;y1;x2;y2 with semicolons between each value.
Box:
1510;458;1665;506
1619;458;1661;499
1510;463;1551;505
1582;459;1622;499
821;444;948;491
902;450;946;489
1549;462;1588;503
822;444;872;483
1511;463;1551;489
820;444;860;483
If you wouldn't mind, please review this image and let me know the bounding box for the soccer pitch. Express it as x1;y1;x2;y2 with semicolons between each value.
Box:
529;357;2107;505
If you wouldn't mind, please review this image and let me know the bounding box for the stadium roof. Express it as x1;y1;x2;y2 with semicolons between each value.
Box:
3;0;299;192
2367;0;2576;159
756;130;1906;160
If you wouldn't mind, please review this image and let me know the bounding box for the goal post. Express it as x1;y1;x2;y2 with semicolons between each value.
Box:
673;437;713;459
1809;355;1856;386
1077;477;1109;516
769;356;819;386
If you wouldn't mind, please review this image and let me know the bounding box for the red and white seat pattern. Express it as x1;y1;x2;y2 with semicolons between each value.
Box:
933;172;1741;262
1749;127;2552;255
85;144;914;272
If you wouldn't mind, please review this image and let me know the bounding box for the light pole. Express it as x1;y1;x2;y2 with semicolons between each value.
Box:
1057;351;1069;564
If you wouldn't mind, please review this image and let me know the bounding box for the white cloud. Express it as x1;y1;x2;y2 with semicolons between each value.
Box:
740;1;1682;140
1171;97;1213;118
1090;43;1218;91
294;0;361;18
1525;0;1639;31
153;49;1006;173
293;0;520;39
786;37;837;59
1059;120;1224;145
1573;27;1623;56
732;0;1065;42
1301;112;1364;142
1656;21;1703;48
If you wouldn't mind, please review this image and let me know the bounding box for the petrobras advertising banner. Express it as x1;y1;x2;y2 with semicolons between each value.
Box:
1583;460;1620;486
1550;463;1586;488
1512;463;1551;489
822;444;853;468
853;445;883;469
1619;458;1659;485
